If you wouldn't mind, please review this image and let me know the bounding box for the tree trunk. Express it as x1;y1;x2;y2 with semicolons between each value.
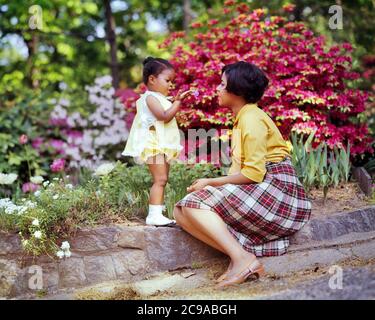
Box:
26;33;39;89
293;0;304;21
104;0;119;89
183;0;193;32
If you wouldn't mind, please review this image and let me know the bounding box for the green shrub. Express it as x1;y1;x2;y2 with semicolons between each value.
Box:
290;131;351;202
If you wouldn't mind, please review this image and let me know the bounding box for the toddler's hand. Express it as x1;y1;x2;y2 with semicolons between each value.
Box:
175;89;194;101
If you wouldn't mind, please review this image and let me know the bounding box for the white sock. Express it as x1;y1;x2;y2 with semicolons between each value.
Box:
148;204;163;217
146;204;175;226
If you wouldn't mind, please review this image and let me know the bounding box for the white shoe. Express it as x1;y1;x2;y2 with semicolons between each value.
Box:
146;213;176;226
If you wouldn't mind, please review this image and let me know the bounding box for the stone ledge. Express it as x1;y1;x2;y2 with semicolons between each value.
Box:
1;205;375;298
290;206;375;244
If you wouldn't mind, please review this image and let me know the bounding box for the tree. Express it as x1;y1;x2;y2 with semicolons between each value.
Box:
104;0;119;89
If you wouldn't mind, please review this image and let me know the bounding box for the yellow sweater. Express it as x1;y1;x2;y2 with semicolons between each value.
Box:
228;103;290;183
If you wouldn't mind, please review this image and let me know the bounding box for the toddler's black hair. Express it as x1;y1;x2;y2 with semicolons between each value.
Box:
222;61;269;103
142;57;174;84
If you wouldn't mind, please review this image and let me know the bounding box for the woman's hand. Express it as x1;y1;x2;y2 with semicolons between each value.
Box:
187;178;211;193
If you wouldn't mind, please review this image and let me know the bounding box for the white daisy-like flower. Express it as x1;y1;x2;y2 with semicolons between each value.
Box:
53;177;60;181
61;241;70;250
30;176;44;184
64;250;72;258
52;194;59;200
94;163;116;176
56;250;65;259
32;219;39;226
0;173;18;185
21;239;29;247
33;230;42;239
34;190;41;197
43;181;50;187
65;184;73;190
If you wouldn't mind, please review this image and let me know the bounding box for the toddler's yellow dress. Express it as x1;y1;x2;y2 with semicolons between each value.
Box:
122;90;182;163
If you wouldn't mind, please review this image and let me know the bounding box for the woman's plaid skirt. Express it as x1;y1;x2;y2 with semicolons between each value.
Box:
176;157;312;257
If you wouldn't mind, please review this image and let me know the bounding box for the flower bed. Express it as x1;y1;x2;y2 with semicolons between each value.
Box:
0;162;222;258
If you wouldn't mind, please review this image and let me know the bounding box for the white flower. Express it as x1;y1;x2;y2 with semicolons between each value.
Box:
25;201;37;209
5;205;18;214
53;177;60;181
32;219;40;226
34;190;41;197
43;181;50;187
65;184;73;190
33;231;42;239
17;206;28;215
0;198;11;209
56;250;65;259
30;176;44;184
64;250;72;258
61;241;70;250
53;194;59;200
0;173;18;185
22;239;29;247
94;163;116;176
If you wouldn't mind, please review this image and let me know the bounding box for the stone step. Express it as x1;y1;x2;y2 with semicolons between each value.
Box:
1;205;374;299
290;205;375;245
33;236;375;300
264;231;375;276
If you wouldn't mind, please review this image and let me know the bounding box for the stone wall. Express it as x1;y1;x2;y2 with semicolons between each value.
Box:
1;206;375;298
0;225;223;298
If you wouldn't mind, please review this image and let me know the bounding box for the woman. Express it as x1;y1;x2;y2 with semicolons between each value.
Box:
173;61;311;288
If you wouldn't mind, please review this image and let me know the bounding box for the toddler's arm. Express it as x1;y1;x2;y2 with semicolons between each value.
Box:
146;90;192;123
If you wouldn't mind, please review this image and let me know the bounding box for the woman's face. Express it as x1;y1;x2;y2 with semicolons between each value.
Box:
216;72;233;107
150;68;175;96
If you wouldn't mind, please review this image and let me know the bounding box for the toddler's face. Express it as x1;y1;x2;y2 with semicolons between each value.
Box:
217;73;232;106
152;68;175;96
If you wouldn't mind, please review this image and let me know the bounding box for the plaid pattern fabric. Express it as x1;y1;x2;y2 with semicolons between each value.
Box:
176;157;312;257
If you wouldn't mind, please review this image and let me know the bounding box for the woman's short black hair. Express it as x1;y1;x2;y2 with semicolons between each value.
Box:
142;57;174;84
222;61;269;103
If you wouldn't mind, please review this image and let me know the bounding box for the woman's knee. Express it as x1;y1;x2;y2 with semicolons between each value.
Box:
174;206;190;226
181;206;194;218
173;206;183;221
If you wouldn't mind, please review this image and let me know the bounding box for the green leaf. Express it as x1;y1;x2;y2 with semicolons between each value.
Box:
7;153;23;166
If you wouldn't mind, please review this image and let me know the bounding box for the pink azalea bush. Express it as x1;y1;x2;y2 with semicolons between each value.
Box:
50;159;65;173
119;2;373;157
